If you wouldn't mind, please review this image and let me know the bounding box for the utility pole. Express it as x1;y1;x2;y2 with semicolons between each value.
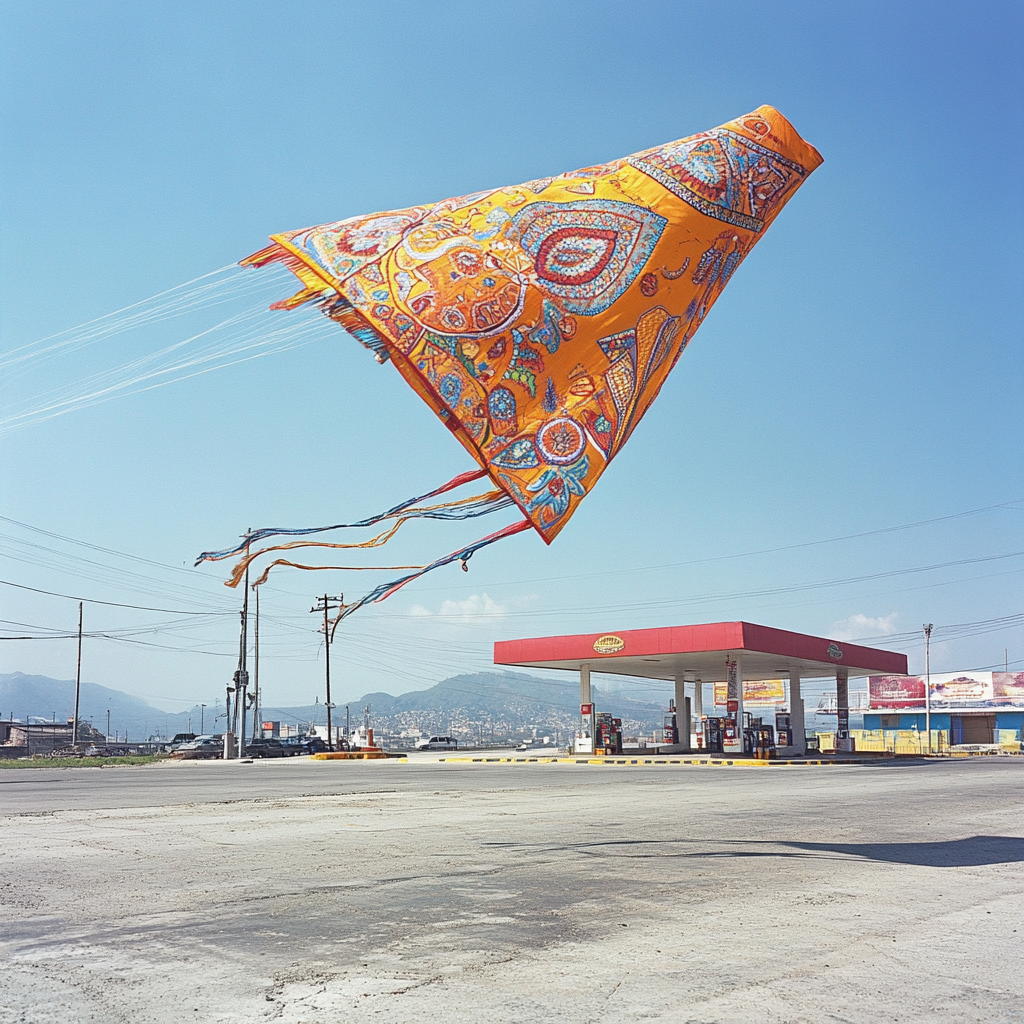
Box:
223;687;232;758
252;587;261;741
227;535;252;759
72;602;83;747
200;704;206;734
923;623;933;755
106;709;110;743
311;595;343;750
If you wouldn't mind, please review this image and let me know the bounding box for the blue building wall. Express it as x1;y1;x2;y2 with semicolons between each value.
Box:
863;712;1023;739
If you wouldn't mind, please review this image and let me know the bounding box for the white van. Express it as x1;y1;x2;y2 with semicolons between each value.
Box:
415;736;458;751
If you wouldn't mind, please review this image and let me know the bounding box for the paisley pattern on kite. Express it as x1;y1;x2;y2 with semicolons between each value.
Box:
198;105;822;620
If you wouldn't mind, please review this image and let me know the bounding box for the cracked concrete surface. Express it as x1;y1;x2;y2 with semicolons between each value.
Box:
1;757;1022;1023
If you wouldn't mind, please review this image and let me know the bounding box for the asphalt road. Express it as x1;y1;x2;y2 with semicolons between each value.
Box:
2;756;1022;1024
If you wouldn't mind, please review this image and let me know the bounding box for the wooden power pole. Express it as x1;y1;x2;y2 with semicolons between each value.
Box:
72;602;83;747
311;595;343;750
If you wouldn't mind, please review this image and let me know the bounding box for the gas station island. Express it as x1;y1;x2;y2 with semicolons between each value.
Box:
494;621;907;757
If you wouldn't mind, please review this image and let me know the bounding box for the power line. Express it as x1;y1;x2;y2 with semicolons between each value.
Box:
850;613;1024;646
0;579;233;615
366;551;1024;621
0;515;216;578
405;500;1024;592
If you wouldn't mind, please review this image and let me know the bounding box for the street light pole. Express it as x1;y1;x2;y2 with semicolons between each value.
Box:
923;623;933;754
200;704;206;734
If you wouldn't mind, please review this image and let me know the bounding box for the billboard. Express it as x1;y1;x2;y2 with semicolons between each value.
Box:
993;672;1024;706
868;672;1024;710
931;672;992;706
713;679;786;707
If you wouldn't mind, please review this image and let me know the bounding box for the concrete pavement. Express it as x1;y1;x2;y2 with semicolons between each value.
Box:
2;757;1022;1023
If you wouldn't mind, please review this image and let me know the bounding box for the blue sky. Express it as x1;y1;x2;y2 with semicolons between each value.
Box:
1;0;1021;716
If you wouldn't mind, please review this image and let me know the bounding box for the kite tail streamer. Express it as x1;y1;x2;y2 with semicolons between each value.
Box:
329;518;531;633
195;468;487;565
226;488;509;588
251;560;426;585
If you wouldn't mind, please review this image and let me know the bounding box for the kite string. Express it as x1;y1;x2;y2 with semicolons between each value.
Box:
1;265;263;372
0;312;329;433
1;264;328;434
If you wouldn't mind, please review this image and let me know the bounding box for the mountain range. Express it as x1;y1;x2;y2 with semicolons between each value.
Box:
0;671;665;740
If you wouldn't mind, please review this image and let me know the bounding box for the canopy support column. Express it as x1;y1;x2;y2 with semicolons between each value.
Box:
673;677;692;752
724;655;744;754
576;665;593;755
835;668;853;752
789;672;806;756
580;663;591;707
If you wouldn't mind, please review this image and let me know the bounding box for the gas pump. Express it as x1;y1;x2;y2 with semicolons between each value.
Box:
743;717;777;759
595;712;622;755
704;717;725;753
775;712;792;748
723;716;738;750
663;699;679;745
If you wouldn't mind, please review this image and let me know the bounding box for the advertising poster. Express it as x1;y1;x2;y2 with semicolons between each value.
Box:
992;672;1024;707
929;672;992;707
870;671;1024;710
714;680;785;707
869;675;926;709
744;679;786;707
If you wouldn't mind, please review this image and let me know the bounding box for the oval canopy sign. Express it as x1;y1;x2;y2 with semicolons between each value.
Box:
827;643;844;661
593;635;625;655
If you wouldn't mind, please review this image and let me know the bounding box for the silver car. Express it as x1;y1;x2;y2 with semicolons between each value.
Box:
414;736;458;751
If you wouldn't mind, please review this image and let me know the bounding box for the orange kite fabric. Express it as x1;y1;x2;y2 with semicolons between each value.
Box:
246;105;822;544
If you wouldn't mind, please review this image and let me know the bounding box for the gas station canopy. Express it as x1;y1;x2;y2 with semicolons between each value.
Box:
494;621;907;680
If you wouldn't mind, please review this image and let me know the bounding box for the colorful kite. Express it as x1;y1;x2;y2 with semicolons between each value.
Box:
198;105;822;619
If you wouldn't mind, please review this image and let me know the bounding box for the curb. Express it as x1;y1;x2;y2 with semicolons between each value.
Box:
437;756;853;767
311;751;391;761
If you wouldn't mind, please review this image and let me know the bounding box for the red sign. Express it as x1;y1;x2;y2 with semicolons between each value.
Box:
727;700;738;714
580;703;593;716
869;675;926;708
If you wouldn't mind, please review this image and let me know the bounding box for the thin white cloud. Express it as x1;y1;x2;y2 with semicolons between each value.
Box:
830;612;898;642
438;593;507;621
404;593;527;622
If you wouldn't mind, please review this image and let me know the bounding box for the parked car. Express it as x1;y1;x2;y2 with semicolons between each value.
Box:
515;740;557;753
302;736;333;754
243;738;286;759
415;736;459;751
167;733;196;751
279;735;332;755
172;735;222;760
